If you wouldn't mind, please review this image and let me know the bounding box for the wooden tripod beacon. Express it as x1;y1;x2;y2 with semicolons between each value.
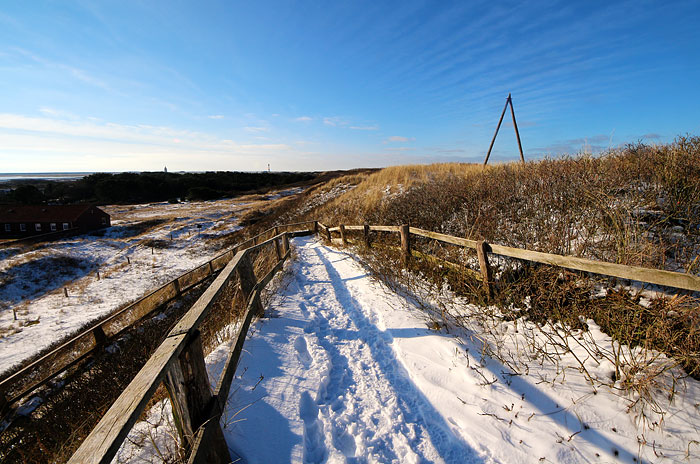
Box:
483;93;525;165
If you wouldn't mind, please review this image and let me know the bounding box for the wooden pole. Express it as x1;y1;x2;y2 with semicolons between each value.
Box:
508;94;525;163
339;224;347;245
325;226;331;243
363;224;371;248
476;240;494;299
282;233;290;255
400;224;410;264
235;254;263;316
0;392;8;417
274;237;282;261
483;96;510;166
92;326;107;346
164;331;230;460
313;221;319;234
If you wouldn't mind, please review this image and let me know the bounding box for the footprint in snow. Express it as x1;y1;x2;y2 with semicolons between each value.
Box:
294;335;313;366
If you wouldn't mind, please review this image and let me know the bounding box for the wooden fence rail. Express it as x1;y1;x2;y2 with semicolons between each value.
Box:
68;226;312;464
59;218;700;463
321;222;700;293
0;221;316;415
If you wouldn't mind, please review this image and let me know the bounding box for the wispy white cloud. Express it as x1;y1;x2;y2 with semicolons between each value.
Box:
350;125;379;131
0;112;301;171
385;147;415;152
323;116;348;127
244;126;270;133
38;107;79;119
295;116;313;122
208;114;225;119
385;135;414;143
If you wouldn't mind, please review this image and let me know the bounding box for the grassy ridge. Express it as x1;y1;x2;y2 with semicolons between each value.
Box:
249;136;699;386
314;136;700;272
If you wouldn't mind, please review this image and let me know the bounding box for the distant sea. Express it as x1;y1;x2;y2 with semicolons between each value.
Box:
0;172;94;183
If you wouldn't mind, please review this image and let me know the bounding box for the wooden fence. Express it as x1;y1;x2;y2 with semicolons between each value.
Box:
68;221;315;464
0;222;313;417
61;218;699;463
317;222;700;293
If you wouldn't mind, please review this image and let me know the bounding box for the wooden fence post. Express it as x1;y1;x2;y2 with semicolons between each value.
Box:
313;221;319;234
274;226;279;237
363;224;371;248
92;325;107;346
339;224;347;245
476;240;494;299
400;224;410;264
325;226;331;243
0;392;8;416
282;233;290;255
236;253;264;316
164;330;230;461
274;237;282;261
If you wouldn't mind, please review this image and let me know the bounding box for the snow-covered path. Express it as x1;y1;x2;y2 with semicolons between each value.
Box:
223;237;700;464
226;238;480;463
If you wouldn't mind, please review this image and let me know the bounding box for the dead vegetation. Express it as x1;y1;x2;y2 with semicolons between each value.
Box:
264;136;700;436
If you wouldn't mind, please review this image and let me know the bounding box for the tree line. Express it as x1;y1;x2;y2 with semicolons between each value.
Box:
0;171;317;205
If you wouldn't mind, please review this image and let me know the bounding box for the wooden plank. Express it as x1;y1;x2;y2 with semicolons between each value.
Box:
369;225;400;233
409;227;478;249
488;243;700;292
328;227;340;233
215;249;289;411
68;333;187;464
214;291;258;412
168;252;245;337
344;225;365;231
69;251;247;463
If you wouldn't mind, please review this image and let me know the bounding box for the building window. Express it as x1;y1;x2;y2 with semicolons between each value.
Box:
101;217;107;225
4;224;9;232
63;223;70;230
50;223;57;231
20;223;26;232
35;223;41;232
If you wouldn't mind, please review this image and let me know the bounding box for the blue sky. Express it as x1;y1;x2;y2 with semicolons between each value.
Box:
1;1;699;172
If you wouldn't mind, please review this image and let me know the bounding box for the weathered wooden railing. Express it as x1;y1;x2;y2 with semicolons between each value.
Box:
57;218;700;462
0;222;312;414
317;222;700;293
0;222;318;413
68;222;314;464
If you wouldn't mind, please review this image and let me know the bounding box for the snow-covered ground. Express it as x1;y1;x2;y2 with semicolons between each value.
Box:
119;237;700;463
0;190;301;375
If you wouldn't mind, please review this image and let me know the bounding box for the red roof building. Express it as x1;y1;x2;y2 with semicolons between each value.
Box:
0;205;111;238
